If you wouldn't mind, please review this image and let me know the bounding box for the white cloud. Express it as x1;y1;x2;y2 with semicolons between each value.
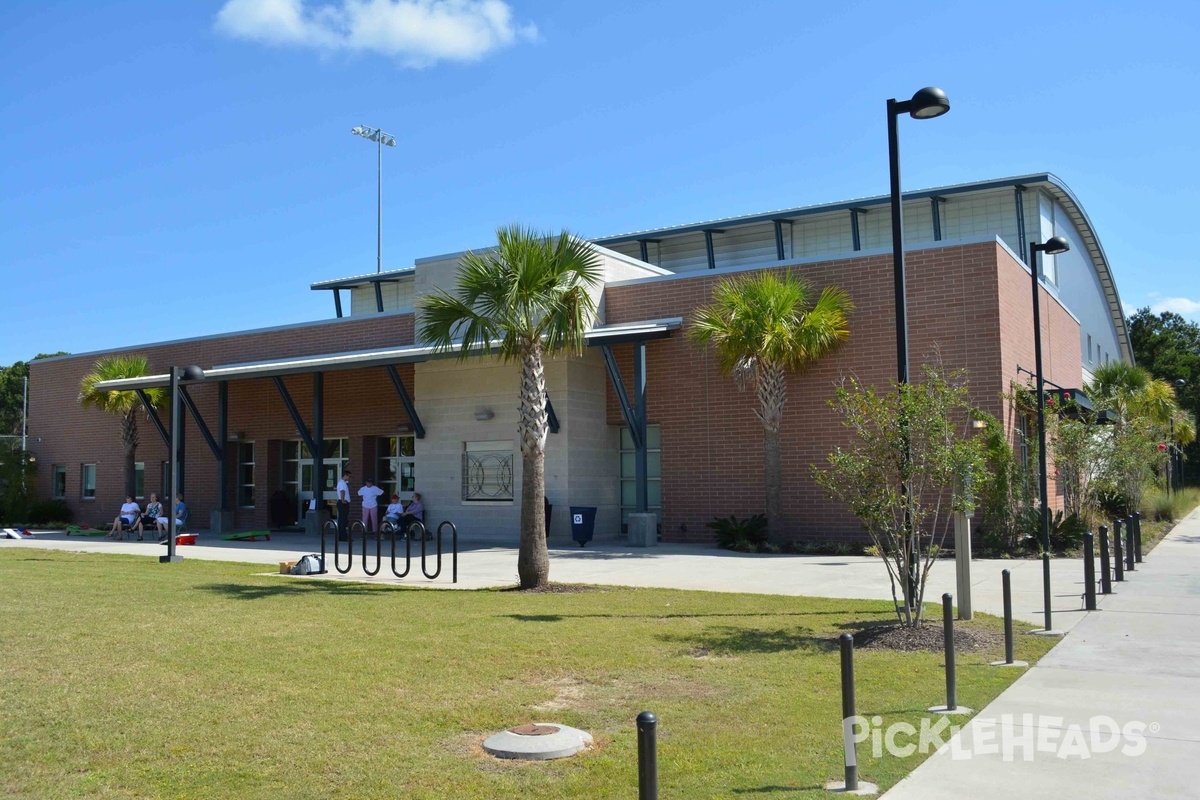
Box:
215;0;537;66
1150;297;1200;317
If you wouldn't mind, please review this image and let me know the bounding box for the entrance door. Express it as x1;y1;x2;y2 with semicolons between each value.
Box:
283;438;349;522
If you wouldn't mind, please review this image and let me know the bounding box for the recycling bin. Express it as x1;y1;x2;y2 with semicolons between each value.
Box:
569;506;597;546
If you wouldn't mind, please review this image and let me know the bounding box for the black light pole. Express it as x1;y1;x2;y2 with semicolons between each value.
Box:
1029;236;1070;631
162;365;205;564
1174;378;1187;493
888;86;950;607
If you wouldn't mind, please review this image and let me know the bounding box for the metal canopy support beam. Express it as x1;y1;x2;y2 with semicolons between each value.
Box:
601;342;649;513
931;196;946;241
178;386;223;462
702;229;723;270
545;393;559;435
217;381;228;513
851;208;868;251
135;389;170;448
632;341;648;513
601;345;642;449
385;365;425;439
333;289;343;319
773;220;787;261
374;281;384;313
313;372;324;505
272;376;319;455
1014;185;1028;257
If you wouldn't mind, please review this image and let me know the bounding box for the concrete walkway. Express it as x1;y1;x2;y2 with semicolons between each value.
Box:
4;528;1096;629
881;509;1200;799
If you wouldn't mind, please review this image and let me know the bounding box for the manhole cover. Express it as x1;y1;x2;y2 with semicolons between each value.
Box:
483;722;593;760
508;724;560;736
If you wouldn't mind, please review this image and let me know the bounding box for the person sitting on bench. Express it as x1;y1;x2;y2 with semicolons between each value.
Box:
383;494;405;528
398;492;425;539
156;494;187;541
108;496;143;540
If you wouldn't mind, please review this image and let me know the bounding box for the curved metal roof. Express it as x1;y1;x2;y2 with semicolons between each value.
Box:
594;172;1131;364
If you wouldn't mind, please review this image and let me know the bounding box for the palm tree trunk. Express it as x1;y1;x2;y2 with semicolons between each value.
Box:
122;409;139;499
517;343;549;589
758;363;786;542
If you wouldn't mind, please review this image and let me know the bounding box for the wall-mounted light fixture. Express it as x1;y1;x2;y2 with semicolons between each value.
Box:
228;432;242;442
397;423;413;433
474;409;495;421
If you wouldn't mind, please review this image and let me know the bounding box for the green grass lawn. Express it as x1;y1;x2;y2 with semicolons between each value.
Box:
0;550;1056;799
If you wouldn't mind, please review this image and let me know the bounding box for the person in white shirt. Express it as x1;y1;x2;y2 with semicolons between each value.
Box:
335;469;351;541
358;478;385;532
383;494;405;527
107;496;143;540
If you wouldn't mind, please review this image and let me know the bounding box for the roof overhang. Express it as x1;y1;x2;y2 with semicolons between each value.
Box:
584;317;682;346
310;266;416;291
92;318;682;392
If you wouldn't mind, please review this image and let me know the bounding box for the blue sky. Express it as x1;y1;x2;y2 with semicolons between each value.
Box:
2;0;1199;366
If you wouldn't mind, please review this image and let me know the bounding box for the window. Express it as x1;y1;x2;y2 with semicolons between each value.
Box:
237;442;255;507
52;465;66;499
135;462;145;499
283;438;348;501
462;441;513;501
619;424;662;525
1086;334;1093;364
81;464;96;499
379;435;416;499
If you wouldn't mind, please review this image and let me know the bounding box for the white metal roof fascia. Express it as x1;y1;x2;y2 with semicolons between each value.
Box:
93;342;443;392
310;266;416;291
583;317;683;343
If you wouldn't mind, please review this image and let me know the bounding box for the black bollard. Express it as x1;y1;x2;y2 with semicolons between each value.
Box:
943;593;957;711
839;633;858;791
1125;515;1136;572
1099;525;1112;595
1002;569;1015;664
637;711;658;800
1114;519;1125;582
1083;531;1097;611
1134;511;1144;563
1042;553;1053;632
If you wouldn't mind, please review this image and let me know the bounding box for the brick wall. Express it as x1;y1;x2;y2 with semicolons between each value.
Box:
601;240;1081;543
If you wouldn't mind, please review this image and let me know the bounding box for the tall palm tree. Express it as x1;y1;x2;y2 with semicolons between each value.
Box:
78;354;165;499
419;225;602;589
689;270;853;540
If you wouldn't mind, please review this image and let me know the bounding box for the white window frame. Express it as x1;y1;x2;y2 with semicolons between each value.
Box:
238;442;256;508
81;463;96;500
52;464;66;499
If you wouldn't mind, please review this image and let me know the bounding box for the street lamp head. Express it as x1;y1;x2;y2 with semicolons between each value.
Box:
1035;236;1071;256
182;365;205;382
908;86;951;119
1175;378;1186;388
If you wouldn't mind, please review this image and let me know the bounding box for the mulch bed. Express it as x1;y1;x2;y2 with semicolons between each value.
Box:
500;583;600;594
850;621;1005;653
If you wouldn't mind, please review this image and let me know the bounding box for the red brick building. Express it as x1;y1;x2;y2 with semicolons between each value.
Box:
28;174;1127;544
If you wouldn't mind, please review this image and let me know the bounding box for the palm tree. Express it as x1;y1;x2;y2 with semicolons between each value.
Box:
689;270;853;540
419;225;602;589
79;354;164;499
1087;362;1193;510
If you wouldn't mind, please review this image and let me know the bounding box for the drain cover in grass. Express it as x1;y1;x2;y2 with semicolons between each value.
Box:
482;723;593;760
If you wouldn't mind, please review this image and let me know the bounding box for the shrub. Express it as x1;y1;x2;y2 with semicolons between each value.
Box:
707;514;768;551
28;499;71;525
1021;508;1086;553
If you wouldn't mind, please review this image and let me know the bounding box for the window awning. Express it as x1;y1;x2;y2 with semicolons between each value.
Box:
584;317;682;346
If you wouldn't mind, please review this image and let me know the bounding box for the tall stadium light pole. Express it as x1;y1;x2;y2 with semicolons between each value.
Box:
887;86;950;608
351;125;397;274
1029;235;1071;631
161;365;205;564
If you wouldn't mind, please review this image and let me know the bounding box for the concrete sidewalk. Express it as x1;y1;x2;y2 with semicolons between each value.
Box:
881;510;1200;799
4;528;1096;629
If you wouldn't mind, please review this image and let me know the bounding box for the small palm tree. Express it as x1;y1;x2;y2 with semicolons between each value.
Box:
79;354;165;499
689;270;853;540
419;225;602;589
